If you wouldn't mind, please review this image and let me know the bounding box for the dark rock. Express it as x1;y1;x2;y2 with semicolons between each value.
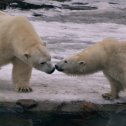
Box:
33;12;42;17
62;5;97;10
52;0;71;2
109;2;118;5
0;0;10;9
16;99;38;109
81;102;98;112
0;0;97;10
0;0;58;10
10;1;56;10
72;2;88;5
0;0;97;11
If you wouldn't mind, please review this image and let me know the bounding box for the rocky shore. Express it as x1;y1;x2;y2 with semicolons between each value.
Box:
0;0;97;10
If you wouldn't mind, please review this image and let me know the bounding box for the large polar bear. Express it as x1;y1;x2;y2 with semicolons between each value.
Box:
55;38;126;100
0;12;55;92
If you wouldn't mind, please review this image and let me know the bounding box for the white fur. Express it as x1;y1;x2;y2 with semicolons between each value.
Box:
0;11;54;92
56;38;126;100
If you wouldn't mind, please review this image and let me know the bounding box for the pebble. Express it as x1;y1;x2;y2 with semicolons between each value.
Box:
16;99;38;109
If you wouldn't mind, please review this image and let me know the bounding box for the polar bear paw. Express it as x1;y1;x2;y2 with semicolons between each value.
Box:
102;93;119;100
16;86;32;93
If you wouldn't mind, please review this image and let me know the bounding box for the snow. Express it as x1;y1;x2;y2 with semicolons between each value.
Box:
0;11;112;103
0;64;126;104
24;0;47;5
32;21;126;42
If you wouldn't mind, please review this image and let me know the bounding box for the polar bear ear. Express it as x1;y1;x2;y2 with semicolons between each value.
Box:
78;61;86;65
24;53;31;59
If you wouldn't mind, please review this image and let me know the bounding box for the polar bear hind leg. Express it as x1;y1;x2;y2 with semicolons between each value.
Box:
12;58;32;92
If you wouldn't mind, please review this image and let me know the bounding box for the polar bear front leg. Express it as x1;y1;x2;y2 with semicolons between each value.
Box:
12;58;32;92
102;84;119;100
102;73;123;100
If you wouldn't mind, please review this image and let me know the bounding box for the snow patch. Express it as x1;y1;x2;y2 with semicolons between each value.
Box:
31;21;126;42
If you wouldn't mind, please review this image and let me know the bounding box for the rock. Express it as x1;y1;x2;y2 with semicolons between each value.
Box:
32;12;42;17
0;0;97;10
10;1;55;10
52;0;71;1
16;99;38;109
81;102;98;112
109;2;118;5
0;0;57;10
62;4;97;10
0;0;9;9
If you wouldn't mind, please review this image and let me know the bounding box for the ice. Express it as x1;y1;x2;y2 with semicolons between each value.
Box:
0;64;125;104
22;0;126;11
24;0;62;8
24;0;47;5
89;2;116;11
5;9;34;18
32;21;126;42
2;1;126;104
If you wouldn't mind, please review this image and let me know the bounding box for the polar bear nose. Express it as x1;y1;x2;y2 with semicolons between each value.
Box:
47;67;55;74
55;64;64;72
55;64;58;70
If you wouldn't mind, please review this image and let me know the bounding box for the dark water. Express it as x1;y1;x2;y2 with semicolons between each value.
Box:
0;105;126;126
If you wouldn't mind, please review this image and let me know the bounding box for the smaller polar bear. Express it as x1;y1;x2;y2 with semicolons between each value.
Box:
55;38;126;100
0;12;55;92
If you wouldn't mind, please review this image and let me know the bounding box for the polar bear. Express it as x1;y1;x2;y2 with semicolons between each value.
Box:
0;11;6;15
55;38;126;100
0;12;55;92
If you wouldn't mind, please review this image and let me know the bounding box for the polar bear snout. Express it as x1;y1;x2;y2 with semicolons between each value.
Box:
33;60;55;74
55;60;66;72
47;66;55;74
55;64;64;72
43;62;55;74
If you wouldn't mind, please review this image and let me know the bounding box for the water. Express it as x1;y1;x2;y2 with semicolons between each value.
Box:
1;104;126;126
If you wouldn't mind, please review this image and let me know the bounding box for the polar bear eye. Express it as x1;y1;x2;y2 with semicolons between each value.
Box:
40;62;46;65
79;61;86;65
64;60;68;63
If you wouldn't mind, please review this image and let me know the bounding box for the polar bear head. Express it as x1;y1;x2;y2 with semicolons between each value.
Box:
55;43;105;75
10;16;55;74
55;54;86;75
23;44;55;74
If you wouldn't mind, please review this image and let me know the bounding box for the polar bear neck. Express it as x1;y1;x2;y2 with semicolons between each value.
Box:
78;44;107;74
10;16;41;49
7;16;43;62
